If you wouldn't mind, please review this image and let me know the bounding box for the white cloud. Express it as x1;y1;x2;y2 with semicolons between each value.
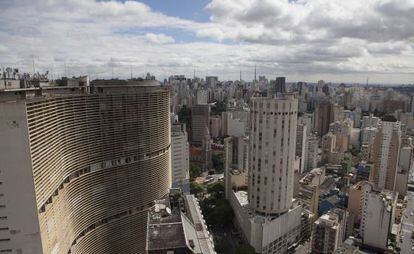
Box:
0;0;413;84
0;44;7;53
145;33;175;44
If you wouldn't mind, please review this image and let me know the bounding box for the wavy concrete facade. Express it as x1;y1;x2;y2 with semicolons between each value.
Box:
0;81;171;254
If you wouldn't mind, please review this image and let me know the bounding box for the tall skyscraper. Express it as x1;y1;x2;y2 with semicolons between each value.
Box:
370;121;401;191
227;93;314;254
191;104;210;146
306;134;320;171
0;78;171;253
296;123;308;173
314;101;343;136
274;77;286;94
224;136;249;199
249;93;298;214
171;120;190;193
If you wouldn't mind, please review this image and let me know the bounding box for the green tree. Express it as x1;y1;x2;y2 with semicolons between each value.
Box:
235;244;256;254
190;164;202;180
212;153;224;173
203;199;234;226
190;181;204;196
207;181;225;200
215;237;232;254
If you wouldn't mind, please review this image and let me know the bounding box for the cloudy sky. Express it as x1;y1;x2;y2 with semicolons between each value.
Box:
0;0;413;84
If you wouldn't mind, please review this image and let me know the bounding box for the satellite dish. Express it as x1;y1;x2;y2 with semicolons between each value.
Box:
165;207;171;215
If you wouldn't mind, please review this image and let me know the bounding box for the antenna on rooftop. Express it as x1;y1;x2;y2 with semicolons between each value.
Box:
254;65;257;82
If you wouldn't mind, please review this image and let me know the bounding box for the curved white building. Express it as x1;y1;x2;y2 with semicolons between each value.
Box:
0;79;171;254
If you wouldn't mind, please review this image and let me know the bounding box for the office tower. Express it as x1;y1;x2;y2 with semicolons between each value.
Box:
311;208;348;254
0;78;171;254
146;189;215;253
274;77;286;94
296;123;308;173
370;121;401;191
205;76;218;87
171;121;190;194
191;104;210;146
189;127;212;171
224;136;249;199
297;81;305;97
249;93;298;214
314;101;343;136
306;134;319;171
360;190;397;250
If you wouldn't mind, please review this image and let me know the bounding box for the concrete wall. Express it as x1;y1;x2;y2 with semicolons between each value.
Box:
228;191;251;245
261;205;302;247
0;101;43;253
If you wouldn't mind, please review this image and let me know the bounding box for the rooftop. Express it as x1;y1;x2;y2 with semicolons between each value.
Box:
146;189;215;253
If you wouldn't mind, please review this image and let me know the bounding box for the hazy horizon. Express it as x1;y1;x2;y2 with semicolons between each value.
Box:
1;0;413;84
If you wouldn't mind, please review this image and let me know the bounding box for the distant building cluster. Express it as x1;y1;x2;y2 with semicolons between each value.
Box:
1;67;414;253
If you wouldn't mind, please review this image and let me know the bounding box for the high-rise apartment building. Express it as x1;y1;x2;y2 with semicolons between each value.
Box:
296;123;308;173
370;121;401;191
314;101;343;136
228;93;313;254
311;208;348;254
0;78;171;253
224;136;249;199
347;181;374;223
171;121;190;194
360;190;397;250
306;134;320;171
191;104;210;146
249;93;298;214
395;145;412;196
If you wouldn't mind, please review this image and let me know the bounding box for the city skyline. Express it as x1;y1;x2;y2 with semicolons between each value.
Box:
1;0;414;84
